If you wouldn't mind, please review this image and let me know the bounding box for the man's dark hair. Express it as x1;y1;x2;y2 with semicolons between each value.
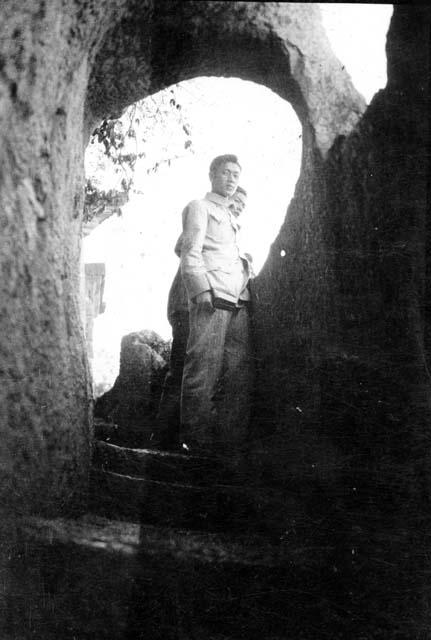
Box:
236;185;247;197
209;154;241;174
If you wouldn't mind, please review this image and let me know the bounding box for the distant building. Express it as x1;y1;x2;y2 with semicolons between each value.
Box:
85;263;106;359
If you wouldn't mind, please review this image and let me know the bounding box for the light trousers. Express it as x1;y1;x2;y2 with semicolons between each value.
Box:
180;302;253;454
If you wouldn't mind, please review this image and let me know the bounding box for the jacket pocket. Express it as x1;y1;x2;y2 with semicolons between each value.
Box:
208;209;223;224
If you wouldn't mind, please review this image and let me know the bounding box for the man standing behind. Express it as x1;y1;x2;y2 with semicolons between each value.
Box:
180;155;253;455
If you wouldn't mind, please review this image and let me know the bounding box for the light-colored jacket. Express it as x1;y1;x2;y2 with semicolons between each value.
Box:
180;192;250;305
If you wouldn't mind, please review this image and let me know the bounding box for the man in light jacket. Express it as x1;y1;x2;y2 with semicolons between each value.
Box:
179;154;253;455
156;186;250;449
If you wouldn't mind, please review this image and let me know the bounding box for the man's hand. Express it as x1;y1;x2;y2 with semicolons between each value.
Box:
194;290;213;309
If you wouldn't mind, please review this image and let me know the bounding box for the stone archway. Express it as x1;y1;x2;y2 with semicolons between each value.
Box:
0;1;364;517
87;2;365;155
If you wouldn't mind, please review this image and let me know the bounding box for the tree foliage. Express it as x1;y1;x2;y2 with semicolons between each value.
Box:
84;86;193;224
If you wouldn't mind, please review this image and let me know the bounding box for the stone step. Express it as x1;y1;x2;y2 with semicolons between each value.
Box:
89;467;293;536
92;439;248;486
16;514;292;566
93;417;158;449
11;515;306;640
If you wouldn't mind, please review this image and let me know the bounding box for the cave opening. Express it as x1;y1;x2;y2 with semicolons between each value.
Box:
82;77;303;397
81;2;392;405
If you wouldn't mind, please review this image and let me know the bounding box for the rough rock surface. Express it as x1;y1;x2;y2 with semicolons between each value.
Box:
251;6;431;637
0;1;115;517
1;1;431;637
94;330;168;446
88;1;365;155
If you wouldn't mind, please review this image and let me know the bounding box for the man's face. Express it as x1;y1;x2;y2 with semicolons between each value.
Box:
210;161;241;198
230;190;247;217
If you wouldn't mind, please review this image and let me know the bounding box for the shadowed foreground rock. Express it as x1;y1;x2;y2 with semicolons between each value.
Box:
94;330;169;446
5;515;311;640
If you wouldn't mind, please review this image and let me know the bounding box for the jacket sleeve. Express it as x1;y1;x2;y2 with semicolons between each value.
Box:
180;200;211;300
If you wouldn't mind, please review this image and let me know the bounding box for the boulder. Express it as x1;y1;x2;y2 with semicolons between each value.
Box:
94;330;170;447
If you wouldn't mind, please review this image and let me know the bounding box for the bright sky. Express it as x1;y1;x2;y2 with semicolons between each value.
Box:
83;3;393;390
319;3;392;103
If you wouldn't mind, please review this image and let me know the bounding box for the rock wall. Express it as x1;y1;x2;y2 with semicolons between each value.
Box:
0;1;128;517
88;1;365;153
254;3;430;501
252;6;431;636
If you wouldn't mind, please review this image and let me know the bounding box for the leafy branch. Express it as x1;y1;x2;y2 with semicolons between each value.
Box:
85;86;194;225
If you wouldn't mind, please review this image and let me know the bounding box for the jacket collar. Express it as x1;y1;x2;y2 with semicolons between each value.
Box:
205;191;231;207
205;192;240;231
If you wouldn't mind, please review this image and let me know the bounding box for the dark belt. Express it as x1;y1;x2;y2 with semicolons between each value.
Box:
213;297;251;311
